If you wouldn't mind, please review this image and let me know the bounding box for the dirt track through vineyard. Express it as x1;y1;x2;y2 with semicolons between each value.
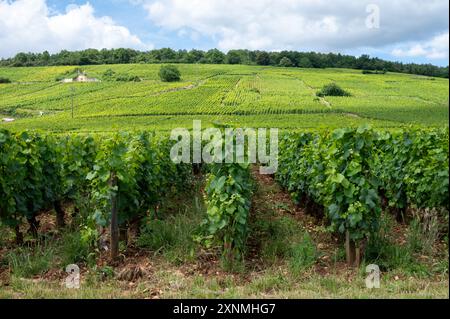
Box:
249;167;350;276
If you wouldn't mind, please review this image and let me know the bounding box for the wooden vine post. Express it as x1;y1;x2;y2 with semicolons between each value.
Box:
54;200;66;229
15;225;23;245
345;230;361;267
110;172;119;260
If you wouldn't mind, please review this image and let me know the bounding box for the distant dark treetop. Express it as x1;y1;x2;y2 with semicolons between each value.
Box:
1;48;448;79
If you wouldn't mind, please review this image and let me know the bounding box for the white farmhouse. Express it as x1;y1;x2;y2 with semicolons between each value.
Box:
61;71;100;83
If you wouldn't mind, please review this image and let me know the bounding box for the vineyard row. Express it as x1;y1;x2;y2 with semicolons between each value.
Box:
0;127;448;264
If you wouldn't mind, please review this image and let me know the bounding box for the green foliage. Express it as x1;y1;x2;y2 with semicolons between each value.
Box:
317;83;351;97
97;266;115;280
252;211;317;272
200;158;253;263
0;223;12;247
59;231;96;267
115;74;141;82
205;49;226;64
60;135;97;201
226;51;242;65
103;69;141;82
407;218;426;254
137;213;198;264
364;215;429;275
103;69;116;78
6;242;56;278
86;132;191;229
0;130;191;254
362;69;386;75
323;126;382;241
289;233;317;274
0;130;63;229
375;129;449;210
196;131;253;266
279;57;294;67
138;219;184;251
0;129;97;244
0;77;11;84
256;52;271;66
159;65;181;82
3;48;448;78
406;213;441;256
298;57;313;68
1;64;448;131
276;126;449;243
137;181;203;264
257;216;300;262
401;132;449;209
55;67;83;81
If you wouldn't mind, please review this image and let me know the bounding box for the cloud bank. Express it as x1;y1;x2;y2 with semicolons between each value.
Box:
1;0;448;63
392;32;449;60
142;0;449;60
0;0;150;58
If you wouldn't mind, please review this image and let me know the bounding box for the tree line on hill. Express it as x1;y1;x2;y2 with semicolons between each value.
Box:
0;48;448;78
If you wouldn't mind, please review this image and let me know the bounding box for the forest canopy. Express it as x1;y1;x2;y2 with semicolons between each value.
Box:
1;48;448;78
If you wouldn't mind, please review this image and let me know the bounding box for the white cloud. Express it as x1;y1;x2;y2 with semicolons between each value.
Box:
0;0;151;58
141;0;449;54
392;32;449;60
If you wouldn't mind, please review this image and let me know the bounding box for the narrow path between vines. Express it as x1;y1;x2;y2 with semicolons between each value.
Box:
248;166;349;276
1;167;447;298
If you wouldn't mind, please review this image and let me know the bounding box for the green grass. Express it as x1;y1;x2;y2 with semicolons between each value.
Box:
363;214;448;277
1;64;448;132
1;265;447;299
5;241;57;278
2;195;445;300
288;233;318;275
136;198;204;265
3;230;96;279
58;231;96;268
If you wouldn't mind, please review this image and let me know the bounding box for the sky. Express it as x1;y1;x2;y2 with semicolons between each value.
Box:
0;0;448;66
